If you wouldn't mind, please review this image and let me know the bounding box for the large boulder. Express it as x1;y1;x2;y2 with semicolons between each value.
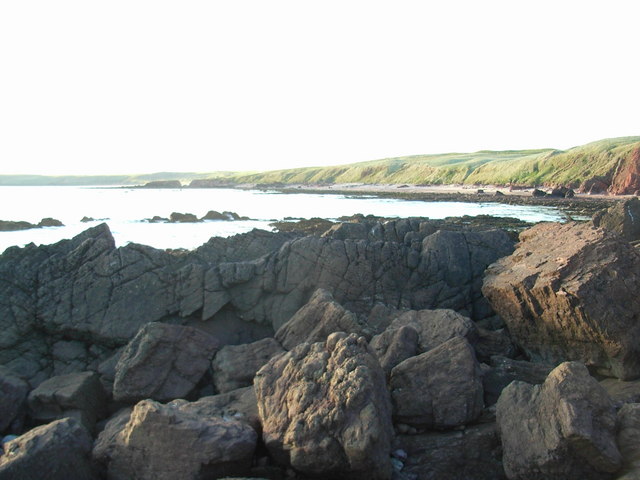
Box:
483;222;640;380
93;399;257;480
113;322;220;403
387;308;478;353
390;336;484;429
395;423;506;480
27;371;107;432
274;288;371;350
496;362;622;480
254;332;393;480
212;338;284;393
0;417;97;480
592;197;640;242
0;366;29;433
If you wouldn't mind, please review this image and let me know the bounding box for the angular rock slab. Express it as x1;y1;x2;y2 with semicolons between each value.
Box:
0;366;29;433
496;362;622;480
113;322;220;403
93;399;257;480
254;332;393;480
27;371;107;431
390;336;484;429
274;288;371;350
483;222;640;380
212;338;284;393
0;417;97;480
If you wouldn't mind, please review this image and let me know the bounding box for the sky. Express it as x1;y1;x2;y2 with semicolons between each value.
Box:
0;1;638;176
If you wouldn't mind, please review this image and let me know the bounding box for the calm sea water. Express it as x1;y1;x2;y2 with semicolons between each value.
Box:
0;186;565;253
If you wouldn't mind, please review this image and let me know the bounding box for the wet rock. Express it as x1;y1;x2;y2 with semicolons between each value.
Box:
212;338;285;393
27;371;107;432
0;366;29;433
592;197;640;241
369;325;419;377
113;322;220;403
395;423;506;480
496;362;622;479
0;418;97;479
388;308;478;354
390;336;484;429
93;399;257;480
483;222;640;380
322;222;369;240
482;355;554;406
274;289;371;350
254;332;393;479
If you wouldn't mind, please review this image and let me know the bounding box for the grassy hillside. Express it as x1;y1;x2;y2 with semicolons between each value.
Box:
223;137;640;189
3;136;638;190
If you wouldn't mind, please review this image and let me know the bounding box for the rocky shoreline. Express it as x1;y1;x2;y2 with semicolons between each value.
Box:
1;198;640;479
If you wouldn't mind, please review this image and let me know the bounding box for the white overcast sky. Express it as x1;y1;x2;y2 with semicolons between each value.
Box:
0;1;638;175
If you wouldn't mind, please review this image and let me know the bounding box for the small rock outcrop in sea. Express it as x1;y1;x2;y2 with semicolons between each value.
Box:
483;221;640;380
497;362;621;479
254;332;393;480
142;180;182;188
0;217;64;231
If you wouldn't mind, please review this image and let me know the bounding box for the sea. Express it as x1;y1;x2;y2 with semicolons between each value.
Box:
0;186;568;253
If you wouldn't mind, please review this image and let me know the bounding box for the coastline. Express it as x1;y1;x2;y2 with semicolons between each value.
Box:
231;182;623;218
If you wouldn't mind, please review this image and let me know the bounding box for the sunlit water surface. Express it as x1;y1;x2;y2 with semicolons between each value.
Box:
0;186;566;253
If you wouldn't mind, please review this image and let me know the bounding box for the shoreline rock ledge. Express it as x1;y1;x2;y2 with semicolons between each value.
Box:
482;221;640;380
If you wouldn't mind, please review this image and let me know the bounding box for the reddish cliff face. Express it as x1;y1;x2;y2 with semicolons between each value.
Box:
609;146;640;195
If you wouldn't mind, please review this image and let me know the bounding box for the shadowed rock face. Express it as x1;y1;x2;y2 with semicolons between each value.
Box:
0;221;513;385
483;222;640;380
